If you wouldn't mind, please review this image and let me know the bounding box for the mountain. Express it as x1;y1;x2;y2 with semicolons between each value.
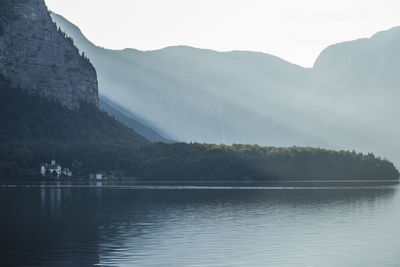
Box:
50;12;400;166
0;0;148;179
0;74;147;144
3;71;396;182
304;26;400;165
0;2;398;182
50;12;316;147
313;26;400;90
0;0;147;145
48;12;172;142
0;0;98;109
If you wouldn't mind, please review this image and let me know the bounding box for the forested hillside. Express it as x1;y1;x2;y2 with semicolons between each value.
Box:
0;77;398;181
50;12;400;168
0;74;147;143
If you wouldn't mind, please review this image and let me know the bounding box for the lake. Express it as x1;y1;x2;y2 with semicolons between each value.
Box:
1;184;399;266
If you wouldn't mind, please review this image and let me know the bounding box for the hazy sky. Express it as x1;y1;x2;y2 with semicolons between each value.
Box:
45;0;400;67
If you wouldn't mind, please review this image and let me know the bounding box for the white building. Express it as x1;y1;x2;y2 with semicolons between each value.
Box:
96;173;103;180
62;168;73;177
41;160;72;178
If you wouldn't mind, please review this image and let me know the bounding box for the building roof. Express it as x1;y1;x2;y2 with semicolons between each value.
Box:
42;164;61;168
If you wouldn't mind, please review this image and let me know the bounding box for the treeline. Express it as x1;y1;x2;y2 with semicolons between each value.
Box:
0;75;399;181
0;140;398;182
134;143;400;181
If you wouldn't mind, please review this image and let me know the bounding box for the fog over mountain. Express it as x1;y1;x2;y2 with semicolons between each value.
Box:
307;26;400;165
50;12;400;166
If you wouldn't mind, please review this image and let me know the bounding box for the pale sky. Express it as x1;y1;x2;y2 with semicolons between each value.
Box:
44;0;400;67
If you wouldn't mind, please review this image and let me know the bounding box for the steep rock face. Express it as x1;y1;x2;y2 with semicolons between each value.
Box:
0;0;98;109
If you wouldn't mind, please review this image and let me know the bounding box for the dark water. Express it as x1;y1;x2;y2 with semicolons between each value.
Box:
1;185;400;267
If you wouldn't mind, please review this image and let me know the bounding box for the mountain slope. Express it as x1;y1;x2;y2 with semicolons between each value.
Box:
50;12;400;166
0;74;147;144
3;74;397;182
0;1;148;145
313;26;400;91
304;26;400;165
49;12;171;142
0;0;98;109
99;97;170;143
50;12;316;147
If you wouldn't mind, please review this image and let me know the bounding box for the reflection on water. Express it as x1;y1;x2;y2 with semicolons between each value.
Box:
0;186;399;266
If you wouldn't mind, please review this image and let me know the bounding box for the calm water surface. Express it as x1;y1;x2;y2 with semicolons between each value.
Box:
0;185;399;266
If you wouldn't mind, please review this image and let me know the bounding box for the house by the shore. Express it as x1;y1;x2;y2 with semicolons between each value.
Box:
41;160;72;178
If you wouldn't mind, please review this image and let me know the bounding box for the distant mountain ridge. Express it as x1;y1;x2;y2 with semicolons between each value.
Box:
313;26;400;91
50;12;400;166
50;12;314;146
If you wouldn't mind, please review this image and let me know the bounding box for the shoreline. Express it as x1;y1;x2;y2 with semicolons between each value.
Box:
1;180;399;188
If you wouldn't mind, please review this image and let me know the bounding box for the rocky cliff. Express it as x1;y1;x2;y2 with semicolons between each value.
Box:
0;0;98;109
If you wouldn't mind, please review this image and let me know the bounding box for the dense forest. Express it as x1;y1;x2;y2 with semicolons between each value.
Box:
1;141;399;181
0;75;399;181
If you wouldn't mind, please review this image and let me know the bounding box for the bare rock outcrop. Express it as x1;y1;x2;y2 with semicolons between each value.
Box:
0;0;98;109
